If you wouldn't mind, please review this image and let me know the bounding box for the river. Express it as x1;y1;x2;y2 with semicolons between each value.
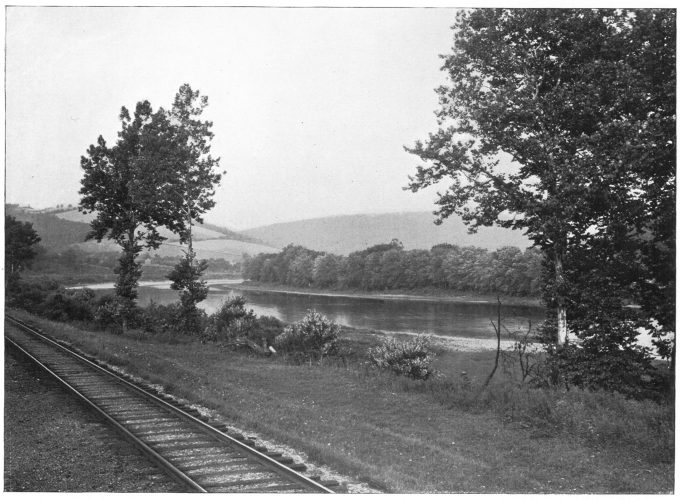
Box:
88;279;544;340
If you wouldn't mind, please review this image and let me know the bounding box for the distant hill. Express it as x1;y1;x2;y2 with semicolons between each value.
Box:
241;212;531;255
54;209;264;244
6;205;91;251
6;205;279;261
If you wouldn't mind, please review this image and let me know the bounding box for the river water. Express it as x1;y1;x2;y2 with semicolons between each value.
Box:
126;279;544;340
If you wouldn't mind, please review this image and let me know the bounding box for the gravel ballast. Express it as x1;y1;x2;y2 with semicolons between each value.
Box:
4;350;183;492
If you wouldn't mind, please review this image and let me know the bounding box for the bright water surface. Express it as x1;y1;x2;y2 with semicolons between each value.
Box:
130;280;544;340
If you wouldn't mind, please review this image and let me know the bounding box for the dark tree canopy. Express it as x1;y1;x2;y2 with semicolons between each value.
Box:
79;85;223;309
406;9;675;380
162;84;223;323
80;101;178;250
407;9;674;252
5;215;41;285
161;84;222;245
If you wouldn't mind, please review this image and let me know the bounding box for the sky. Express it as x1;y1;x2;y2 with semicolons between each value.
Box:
5;6;458;230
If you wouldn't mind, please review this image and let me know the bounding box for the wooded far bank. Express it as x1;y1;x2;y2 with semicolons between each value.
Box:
243;240;542;297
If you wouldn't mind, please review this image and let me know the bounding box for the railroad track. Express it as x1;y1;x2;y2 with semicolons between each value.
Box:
5;315;337;493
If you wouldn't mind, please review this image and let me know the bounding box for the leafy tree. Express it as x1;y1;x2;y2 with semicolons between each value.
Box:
79;101;179;312
161;84;222;320
5;215;41;288
406;9;675;357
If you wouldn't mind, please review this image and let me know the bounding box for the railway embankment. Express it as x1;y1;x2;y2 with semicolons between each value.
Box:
4;350;181;492
4;309;674;493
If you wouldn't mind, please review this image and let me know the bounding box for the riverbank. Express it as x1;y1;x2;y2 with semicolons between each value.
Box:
6;310;672;493
227;281;542;307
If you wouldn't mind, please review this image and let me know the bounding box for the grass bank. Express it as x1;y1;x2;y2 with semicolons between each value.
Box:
229;281;541;307
6;310;673;493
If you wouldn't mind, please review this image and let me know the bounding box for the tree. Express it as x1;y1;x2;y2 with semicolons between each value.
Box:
5;215;41;288
161;85;222;323
406;9;675;354
79;101;179;313
313;254;340;288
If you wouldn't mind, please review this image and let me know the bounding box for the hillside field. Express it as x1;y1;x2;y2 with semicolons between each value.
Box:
241;212;531;255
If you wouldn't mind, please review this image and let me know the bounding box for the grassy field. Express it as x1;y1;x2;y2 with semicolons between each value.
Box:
6;309;674;493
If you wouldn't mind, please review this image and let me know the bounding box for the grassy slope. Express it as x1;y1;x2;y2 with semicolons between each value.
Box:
7;311;673;493
241;211;531;254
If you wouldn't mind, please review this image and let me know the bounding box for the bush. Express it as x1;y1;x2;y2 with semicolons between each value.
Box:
203;295;256;342
249;315;285;347
6;279;97;323
544;340;664;400
5;278;59;313
42;288;96;322
93;294;137;333
273;310;340;359
367;335;435;380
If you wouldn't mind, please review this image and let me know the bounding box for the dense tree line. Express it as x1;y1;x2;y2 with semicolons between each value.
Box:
243;240;542;296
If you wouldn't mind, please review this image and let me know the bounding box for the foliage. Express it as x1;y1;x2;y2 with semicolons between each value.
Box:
79;84;222;313
5;278;58;313
405;9;675;386
5;215;41;287
540;240;668;398
202;295;256;341
244;243;542;296
79;101;174;302
162;84;223;244
93;294;138;333
167;250;209;332
135;301;207;337
5;278;98;323
42;288;97;322
248;315;285;347
160;85;222;327
367;336;436;380
273;310;340;359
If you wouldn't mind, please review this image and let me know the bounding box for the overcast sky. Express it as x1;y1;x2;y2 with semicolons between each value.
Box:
5;6;458;230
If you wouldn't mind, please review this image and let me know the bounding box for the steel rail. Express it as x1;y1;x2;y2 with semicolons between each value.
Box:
5;314;335;493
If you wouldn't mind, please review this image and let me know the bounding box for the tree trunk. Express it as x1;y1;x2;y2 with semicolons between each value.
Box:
555;251;568;345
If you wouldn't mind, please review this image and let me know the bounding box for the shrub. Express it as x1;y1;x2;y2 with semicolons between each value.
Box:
544;340;664;400
203;295;256;342
5;278;60;313
249;315;285;346
42;288;96;322
7;279;97;323
273;310;340;359
367;335;435;380
93;294;136;333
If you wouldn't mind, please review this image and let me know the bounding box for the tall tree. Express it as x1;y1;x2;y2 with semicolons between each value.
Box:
79;101;182;312
5;215;41;288
406;9;675;351
163;84;222;322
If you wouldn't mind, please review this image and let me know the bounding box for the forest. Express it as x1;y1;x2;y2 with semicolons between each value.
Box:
243;240;542;296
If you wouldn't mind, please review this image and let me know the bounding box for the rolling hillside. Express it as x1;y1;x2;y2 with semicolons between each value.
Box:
241;212;531;255
7;206;279;261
